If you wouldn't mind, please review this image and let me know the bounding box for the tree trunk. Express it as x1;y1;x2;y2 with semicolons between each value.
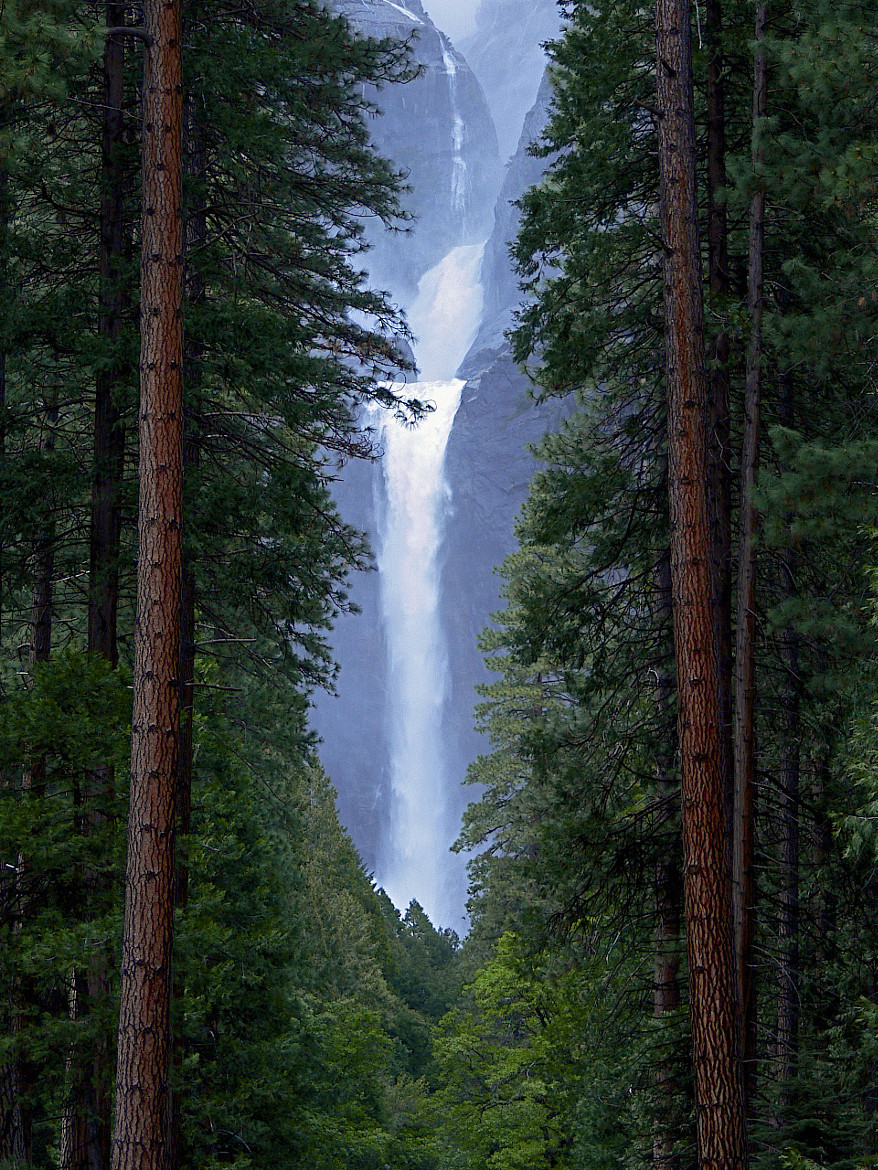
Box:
168;92;208;1170
765;370;800;1130
27;399;56;674
0;132;8;645
653;552;683;1170
0;131;25;1170
774;553;800;1126
110;0;183;1162
88;8;130;672
704;0;733;858
732;0;767;1114
60;17;133;1170
812;737;836;972
655;0;748;1163
9;396;59;1167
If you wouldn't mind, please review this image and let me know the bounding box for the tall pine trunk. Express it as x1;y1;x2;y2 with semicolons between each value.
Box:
704;0;733;854
169;93;207;1168
732;0;767;1112
60;18;132;1169
110;0;183;1163
653;551;683;1170
655;0;748;1162
0;115;24;1170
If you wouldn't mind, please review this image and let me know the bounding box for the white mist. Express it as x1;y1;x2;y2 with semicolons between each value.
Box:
375;241;485;928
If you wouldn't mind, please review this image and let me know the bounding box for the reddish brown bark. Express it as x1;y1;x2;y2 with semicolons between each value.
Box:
655;0;748;1163
653;553;682;1170
732;0;767;1112
110;0;183;1162
704;0;733;851
168;96;207;1170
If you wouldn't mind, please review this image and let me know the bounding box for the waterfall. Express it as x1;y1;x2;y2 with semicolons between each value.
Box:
440;36;468;215
374;242;485;928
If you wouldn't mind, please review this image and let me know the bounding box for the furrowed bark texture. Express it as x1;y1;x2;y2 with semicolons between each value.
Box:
170;100;206;1166
704;0;733;852
732;0;767;1111
110;0;183;1164
655;1;748;1164
653;552;683;1170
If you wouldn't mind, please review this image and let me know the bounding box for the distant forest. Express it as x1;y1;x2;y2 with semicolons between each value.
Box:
1;0;877;1168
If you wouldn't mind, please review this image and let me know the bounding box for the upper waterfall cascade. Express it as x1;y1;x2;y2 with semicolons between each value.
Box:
440;37;468;215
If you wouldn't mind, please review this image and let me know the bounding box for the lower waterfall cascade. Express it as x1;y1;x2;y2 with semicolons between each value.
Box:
374;241;486;929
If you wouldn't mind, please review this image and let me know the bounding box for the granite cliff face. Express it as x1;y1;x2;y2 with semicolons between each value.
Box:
312;0;502;900
464;71;554;363
334;0;500;302
311;6;561;925
461;0;558;162
438;73;563;857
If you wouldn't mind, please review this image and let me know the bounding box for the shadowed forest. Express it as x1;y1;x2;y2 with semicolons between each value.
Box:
1;0;877;1167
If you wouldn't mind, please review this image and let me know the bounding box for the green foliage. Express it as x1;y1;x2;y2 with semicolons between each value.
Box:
431;932;639;1170
455;0;878;1166
0;653;130;1164
0;0;458;1164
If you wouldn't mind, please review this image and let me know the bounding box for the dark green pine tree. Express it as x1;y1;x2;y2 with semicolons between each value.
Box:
0;0;443;1165
447;0;878;1166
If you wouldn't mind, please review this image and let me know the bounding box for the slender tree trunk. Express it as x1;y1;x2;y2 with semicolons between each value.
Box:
704;0;733;856
168;562;194;1170
766;373;800;1130
168;94;207;1170
774;552;800;1126
60;18;132;1170
0;134;7;646
9;397;59;1167
732;0;767;1114
27;401;56;673
655;0;748;1163
653;552;683;1170
812;738;836;971
0;115;25;1170
88;10;130;672
110;0;183;1162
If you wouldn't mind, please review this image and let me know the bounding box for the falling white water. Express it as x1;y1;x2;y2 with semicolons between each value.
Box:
374;241;485;928
440;37;468;214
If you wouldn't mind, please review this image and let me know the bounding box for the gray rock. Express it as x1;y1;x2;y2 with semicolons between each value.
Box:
311;23;563;925
461;0;558;162
335;0;501;303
